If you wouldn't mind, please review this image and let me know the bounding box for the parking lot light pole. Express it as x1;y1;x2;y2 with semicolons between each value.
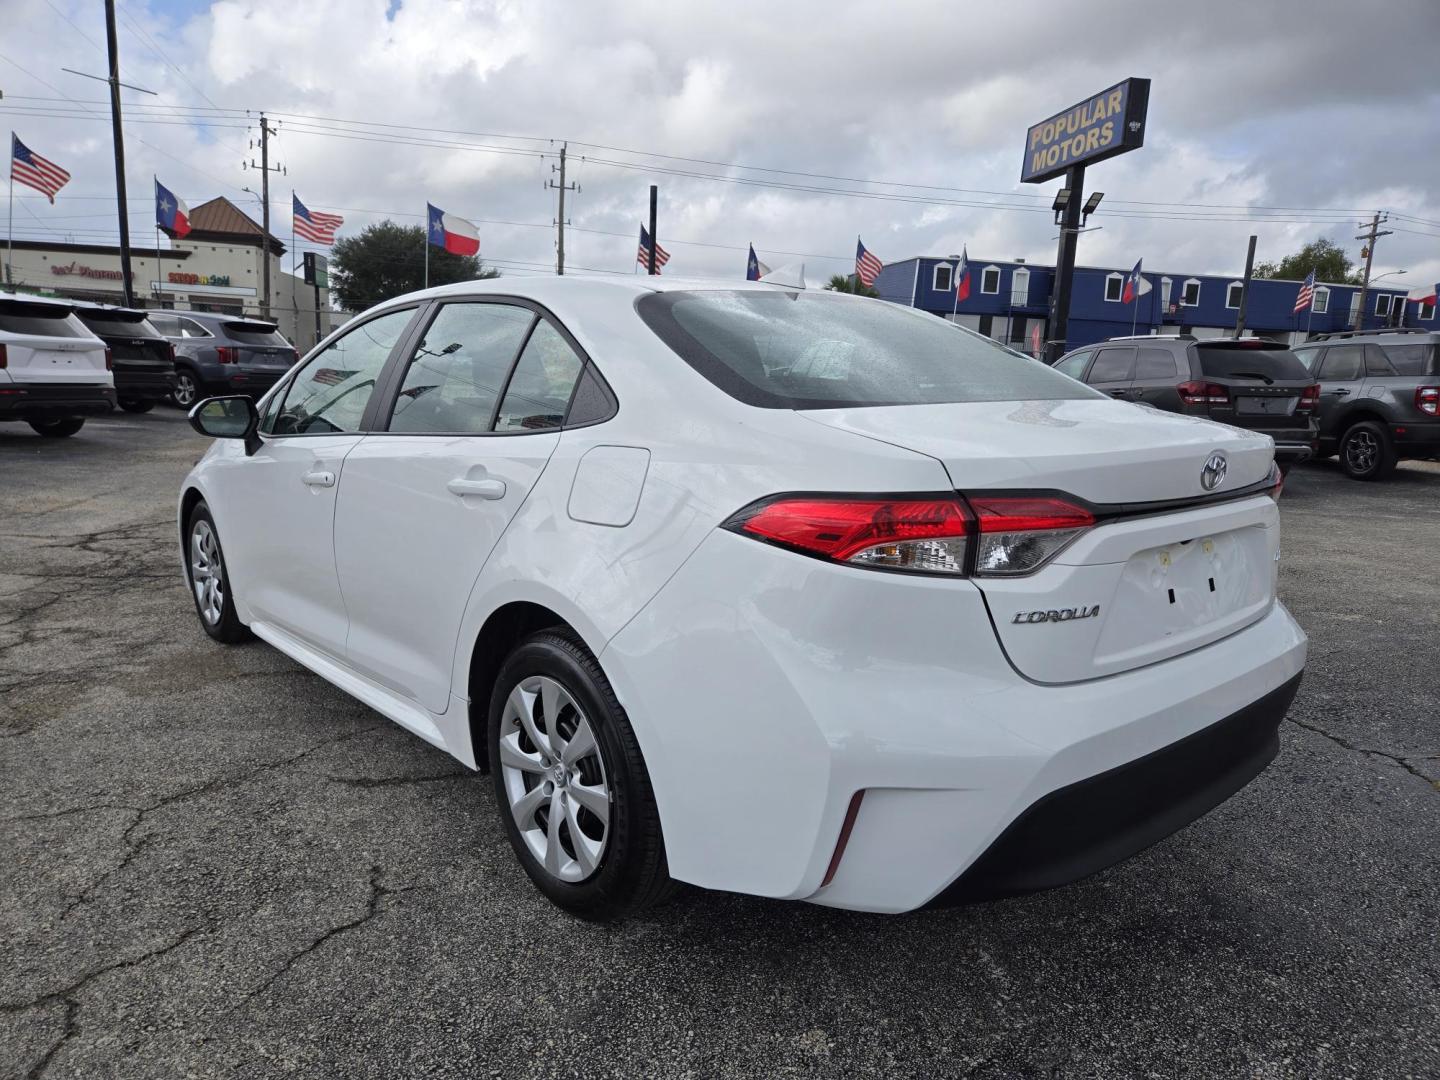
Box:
1046;165;1085;364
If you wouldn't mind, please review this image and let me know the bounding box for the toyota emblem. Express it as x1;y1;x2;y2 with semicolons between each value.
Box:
1200;452;1228;491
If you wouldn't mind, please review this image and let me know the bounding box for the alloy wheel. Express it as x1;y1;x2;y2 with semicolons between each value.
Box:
1345;429;1377;475
174;373;197;407
499;675;611;883
189;520;225;625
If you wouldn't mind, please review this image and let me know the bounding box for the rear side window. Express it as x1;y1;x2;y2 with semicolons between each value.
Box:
1292;347;1320;372
1317;345;1364;381
1377;342;1436;376
149;314;180;336
1196;344;1311;381
494;320;584;432
222;321;289;346
1087;347;1136;383
0;300;89;337
1135;347;1180;381
179;319;212;338
637;290;1098;409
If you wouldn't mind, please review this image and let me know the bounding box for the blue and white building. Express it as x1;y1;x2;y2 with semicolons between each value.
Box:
872;256;1432;355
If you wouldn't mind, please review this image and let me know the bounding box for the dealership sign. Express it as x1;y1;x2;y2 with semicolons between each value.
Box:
51;261;123;280
1021;78;1150;184
168;271;232;287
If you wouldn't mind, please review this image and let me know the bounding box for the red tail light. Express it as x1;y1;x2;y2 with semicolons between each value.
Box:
1268;463;1285;502
104;347;113;371
0;343;7;369
166;342;176;364
1417;386;1439;416
1177;380;1230;406
290;348;300;366
726;496;972;574
216;346;238;364
1297;384;1320;412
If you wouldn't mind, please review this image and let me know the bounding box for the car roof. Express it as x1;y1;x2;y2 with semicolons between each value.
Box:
376;274;809;311
0;291;77;311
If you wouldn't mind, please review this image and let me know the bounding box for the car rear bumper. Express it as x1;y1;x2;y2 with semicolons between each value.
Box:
1391;419;1440;456
602;529;1309;913
218;370;285;396
114;370;179;400
1272;441;1315;464
0;383;116;417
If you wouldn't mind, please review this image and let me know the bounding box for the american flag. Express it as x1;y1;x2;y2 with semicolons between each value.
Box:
855;238;883;288
293;195;344;244
1293;270;1316;314
637;225;670;271
11;134;71;203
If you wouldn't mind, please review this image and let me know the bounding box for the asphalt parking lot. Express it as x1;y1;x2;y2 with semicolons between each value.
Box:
2;409;1437;1080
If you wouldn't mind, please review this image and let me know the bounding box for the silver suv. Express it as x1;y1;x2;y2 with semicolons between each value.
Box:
148;311;299;407
1291;329;1440;480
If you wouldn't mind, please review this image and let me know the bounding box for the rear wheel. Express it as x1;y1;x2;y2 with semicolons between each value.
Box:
1339;420;1396;481
120;400;156;414
27;418;85;438
172;369;200;408
184;503;251;643
488;629;675;921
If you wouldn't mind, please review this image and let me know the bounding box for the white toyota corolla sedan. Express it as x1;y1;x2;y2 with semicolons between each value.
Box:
179;276;1306;920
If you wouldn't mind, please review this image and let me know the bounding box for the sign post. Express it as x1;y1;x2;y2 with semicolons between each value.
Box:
303;251;327;346
1022;77;1150;362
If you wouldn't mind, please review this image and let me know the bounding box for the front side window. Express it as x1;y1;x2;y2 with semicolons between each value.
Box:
637;290;1100;409
149;314;180;336
1317;345;1364;381
494;320;584;432
1053;351;1091;380
386;302;535;434
272;307;416;435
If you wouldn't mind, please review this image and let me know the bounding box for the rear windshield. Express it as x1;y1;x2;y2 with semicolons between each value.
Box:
75;312;165;340
223;321;289;346
636;291;1099;409
1376;342;1437;377
0;299;90;338
1195;344;1311;382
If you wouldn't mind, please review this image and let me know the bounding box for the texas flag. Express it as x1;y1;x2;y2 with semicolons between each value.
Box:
154;178;190;238
1122;257;1152;303
746;244;770;281
955;247;971;301
1407;282;1439;307
427;203;480;256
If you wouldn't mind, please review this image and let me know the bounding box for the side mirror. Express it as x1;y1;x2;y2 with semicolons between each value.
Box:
188;396;261;456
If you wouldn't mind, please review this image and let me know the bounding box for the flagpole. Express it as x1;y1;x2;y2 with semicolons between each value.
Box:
6;134;13;287
951;255;960;322
153;176;161;309
424;208;430;289
1131;279;1139;337
291;188;300;344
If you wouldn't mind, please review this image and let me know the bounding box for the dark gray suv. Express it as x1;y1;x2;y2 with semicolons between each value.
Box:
1053;335;1320;469
148;311;299;407
1290;329;1440;481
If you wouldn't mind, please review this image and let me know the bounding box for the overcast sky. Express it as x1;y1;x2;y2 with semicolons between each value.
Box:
4;0;1438;290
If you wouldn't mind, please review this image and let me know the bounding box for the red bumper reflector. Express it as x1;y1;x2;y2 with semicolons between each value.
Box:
821;790;866;889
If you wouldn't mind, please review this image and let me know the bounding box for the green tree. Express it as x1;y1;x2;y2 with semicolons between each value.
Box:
824;273;879;297
1254;238;1360;285
330;220;498;311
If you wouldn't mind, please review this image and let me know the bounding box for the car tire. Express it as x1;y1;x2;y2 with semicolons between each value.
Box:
27;418;85;438
184;503;252;644
1339;420;1397;481
119;400;156;414
172;368;201;409
488;629;676;921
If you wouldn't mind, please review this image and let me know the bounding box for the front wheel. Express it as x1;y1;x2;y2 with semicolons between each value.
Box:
184;503;252;643
120;399;156;414
1339;420;1397;481
27;417;85;438
488;630;675;921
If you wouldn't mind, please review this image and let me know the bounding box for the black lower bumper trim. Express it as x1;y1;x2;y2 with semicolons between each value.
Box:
0;385;116;417
929;672;1303;906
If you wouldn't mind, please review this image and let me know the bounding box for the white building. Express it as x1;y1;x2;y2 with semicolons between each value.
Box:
2;197;336;352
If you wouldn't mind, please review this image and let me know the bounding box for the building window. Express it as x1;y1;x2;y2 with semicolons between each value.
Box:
933;264;953;294
1348;292;1362;323
1421;300;1436;321
1104;273;1124;302
1181;279;1202;306
1376;294;1391;317
1010;268;1030;306
1225;282;1244;309
981;266;1001;295
1313;287;1330;314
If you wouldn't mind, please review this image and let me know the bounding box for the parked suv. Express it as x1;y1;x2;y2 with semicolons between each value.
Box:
1290;329;1440;481
72;303;178;414
0;292;115;437
1053;336;1319;469
149;311;299;407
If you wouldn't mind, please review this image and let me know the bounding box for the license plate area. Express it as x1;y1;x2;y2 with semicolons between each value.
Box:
1235;395;1297;416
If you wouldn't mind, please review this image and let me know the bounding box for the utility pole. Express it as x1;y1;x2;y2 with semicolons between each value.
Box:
1353;212;1392;331
548;142;577;275
647;185;658;276
247;114;283;319
1046;165;1085;363
1234;234;1257;339
103;0;135;307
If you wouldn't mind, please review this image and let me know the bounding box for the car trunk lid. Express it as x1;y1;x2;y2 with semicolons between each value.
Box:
1189;341;1318;433
0;299;110;385
801;398;1279;681
223;320;298;371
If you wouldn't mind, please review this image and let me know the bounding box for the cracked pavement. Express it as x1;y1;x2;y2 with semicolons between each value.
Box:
2;410;1437;1079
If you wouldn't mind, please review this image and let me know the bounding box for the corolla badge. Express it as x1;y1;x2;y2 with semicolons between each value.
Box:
1012;606;1100;625
1200;451;1228;491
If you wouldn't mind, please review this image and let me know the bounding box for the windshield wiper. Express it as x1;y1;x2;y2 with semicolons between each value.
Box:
1227;371;1274;384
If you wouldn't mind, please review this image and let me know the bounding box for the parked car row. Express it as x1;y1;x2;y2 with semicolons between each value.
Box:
0;293;297;437
1051;328;1440;481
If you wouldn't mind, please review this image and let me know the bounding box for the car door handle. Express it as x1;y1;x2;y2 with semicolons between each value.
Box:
447;477;507;500
1108;389;1130;398
1331;388;1350;397
301;470;336;488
